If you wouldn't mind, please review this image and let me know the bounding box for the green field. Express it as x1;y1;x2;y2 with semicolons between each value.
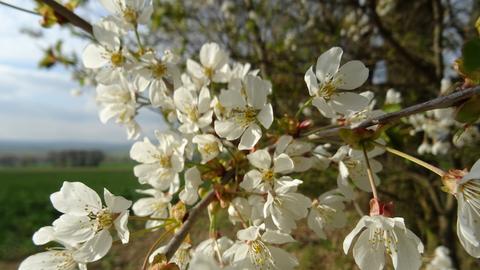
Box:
0;166;142;261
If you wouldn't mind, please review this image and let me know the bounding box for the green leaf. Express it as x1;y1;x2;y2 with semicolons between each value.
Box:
462;38;480;73
455;95;480;124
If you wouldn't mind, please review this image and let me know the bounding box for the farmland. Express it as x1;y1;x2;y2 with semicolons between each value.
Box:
0;166;142;262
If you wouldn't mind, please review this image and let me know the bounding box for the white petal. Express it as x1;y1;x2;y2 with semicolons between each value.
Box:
73;230;112;263
392;228;423;270
315;47;343;82
82;44;108;69
269;246;299;270
50;182;102;215
343;216;367;254
238;124;262;150
330;92;370;115
304;66;319;96
215;120;245;140
104;188;132;213
352;230;385;270
52;214;95;245
261;230;295;244
114;211;130;244
273;153;294;174
19;251;76;270
257;103;274;129
462;159;480;182
240;170;263;192
32;226;56;245
312;97;336;118
237;226;259;241
336;60;369;90
247;149;271;170
245;75;269;109
130;138;159;163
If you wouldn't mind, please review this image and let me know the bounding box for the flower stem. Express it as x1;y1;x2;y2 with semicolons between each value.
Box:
134;26;144;53
362;144;379;200
295;97;313;119
373;141;445;177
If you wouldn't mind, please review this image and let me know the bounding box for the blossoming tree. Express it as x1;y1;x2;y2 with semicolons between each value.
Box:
3;0;480;269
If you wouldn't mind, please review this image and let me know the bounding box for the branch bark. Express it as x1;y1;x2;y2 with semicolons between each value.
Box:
38;0;93;35
164;191;216;260
306;86;480;138
163;168;235;260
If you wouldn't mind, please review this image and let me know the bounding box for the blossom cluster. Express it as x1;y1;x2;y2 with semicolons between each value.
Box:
19;0;480;269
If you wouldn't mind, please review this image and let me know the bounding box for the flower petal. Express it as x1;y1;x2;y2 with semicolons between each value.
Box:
315;47;343;81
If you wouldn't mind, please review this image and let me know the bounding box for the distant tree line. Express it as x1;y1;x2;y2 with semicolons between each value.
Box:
0;150;105;167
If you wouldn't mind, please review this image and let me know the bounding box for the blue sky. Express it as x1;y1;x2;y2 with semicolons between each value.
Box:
0;0;162;143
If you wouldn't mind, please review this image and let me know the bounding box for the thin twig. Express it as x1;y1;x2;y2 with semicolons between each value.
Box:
306;86;480;138
38;0;93;35
362;144;379;200
0;1;40;15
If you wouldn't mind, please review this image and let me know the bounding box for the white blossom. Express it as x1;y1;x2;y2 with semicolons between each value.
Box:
132;189;172;229
343;215;424;270
426;246;455;270
240;148;294;193
130;131;187;191
82;18;129;84
49;182;131;258
96;76;142;140
179;167;203;205
304;47;369;118
215;75;273;150
275;135;315;172
99;0;153;29
443;160;480;258
187;42;230;85
263;179;312;233
174;86;213;134
192;134;223;163
224;225;298;270
307;189;348;239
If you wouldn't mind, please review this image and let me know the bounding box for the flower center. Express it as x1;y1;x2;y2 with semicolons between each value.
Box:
232;107;257;127
368;227;398;255
110;52;125;67
203;142;219;155
248;240;274;269
158;155;172;168
88;209;114;231
314;203;336;223
262;169;275;182
53;251;76;270
152;62;167;79
122;7;138;24
185;106;199;121
204;67;214;78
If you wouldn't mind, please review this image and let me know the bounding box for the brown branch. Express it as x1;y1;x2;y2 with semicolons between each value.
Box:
38;0;93;35
164;191;216;260
306;85;480;138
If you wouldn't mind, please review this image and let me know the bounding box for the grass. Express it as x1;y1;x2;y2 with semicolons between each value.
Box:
0;166;142;261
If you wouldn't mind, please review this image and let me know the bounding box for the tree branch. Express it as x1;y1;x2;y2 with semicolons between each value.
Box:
306;86;480;138
38;0;93;35
164;191;216;260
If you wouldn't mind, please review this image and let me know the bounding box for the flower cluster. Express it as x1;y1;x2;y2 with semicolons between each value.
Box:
20;1;480;269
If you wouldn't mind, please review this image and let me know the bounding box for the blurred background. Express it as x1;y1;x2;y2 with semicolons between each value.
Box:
0;0;479;269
